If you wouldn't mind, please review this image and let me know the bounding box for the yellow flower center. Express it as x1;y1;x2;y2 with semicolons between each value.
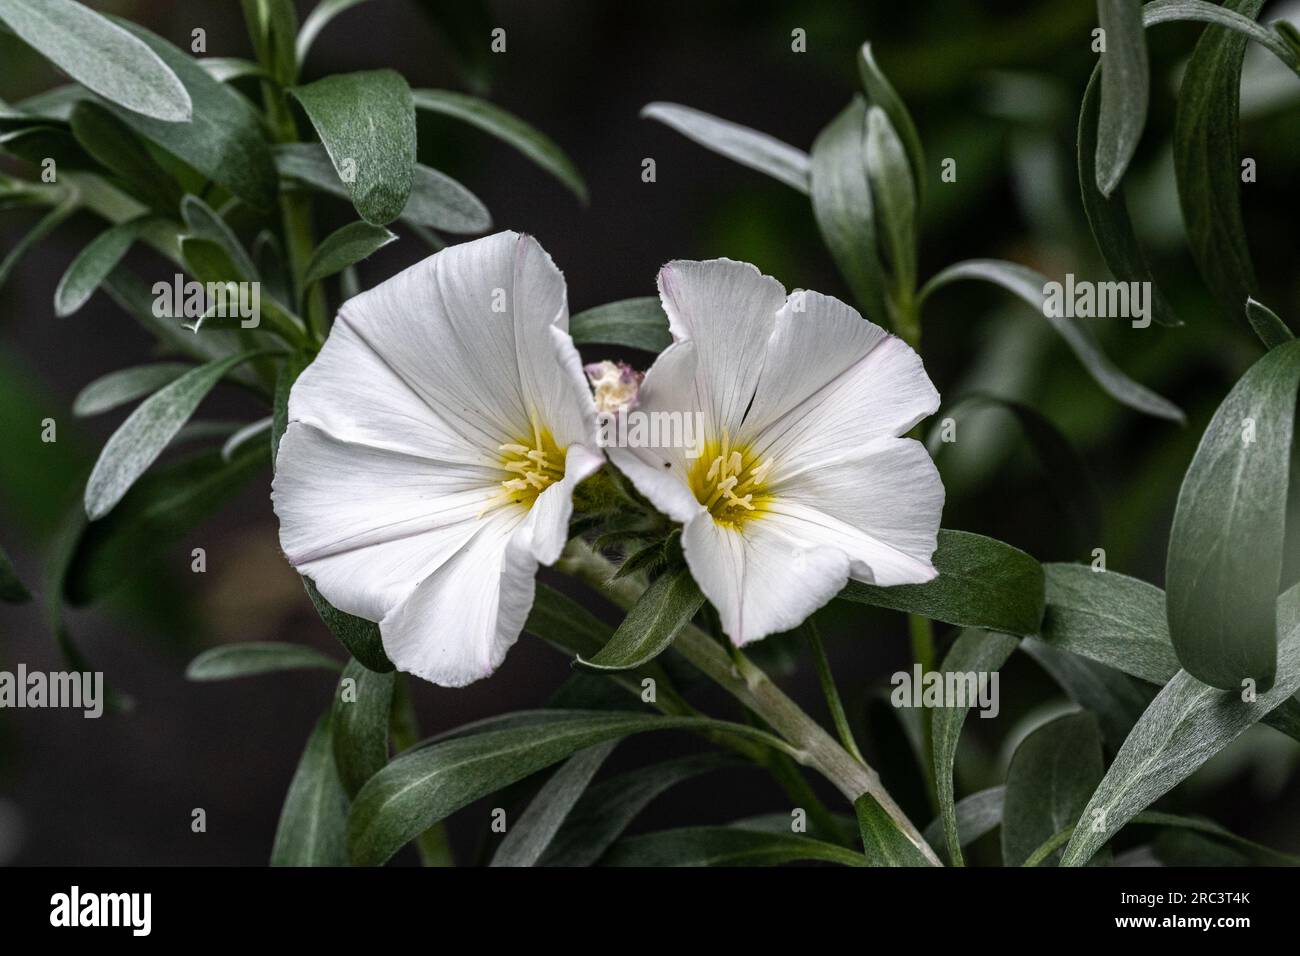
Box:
494;422;565;511
689;434;773;528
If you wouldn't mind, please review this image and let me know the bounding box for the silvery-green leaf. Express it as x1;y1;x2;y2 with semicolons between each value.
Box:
490;741;617;867
0;0;191;122
68;101;181;211
865;106;917;297
1060;582;1300;866
303;577;393;674
604;826;866;867
856;42;925;204
413;88;587;202
331;657;394;799
855;793;936;866
1246;297;1294;350
55;217;161;318
640;101;810;193
297;0;371;62
271;714;349;867
220;417;272;462
922;786;1004;852
1021;637;1155;747
290;70;416;225
187;642;341;680
72;362;190;417
568;297;670;353
575;567;703;672
301;220;396;290
181;195;258;281
919;259;1185;422
1094;0;1149;196
198;57;267;83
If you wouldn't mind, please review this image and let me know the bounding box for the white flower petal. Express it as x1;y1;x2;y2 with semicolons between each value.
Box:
767;438;943;586
515;443;605;565
682;513;850;647
272;422;488;620
379;511;536;688
658;258;786;435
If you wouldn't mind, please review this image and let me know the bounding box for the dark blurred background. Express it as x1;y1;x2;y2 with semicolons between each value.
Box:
2;0;1299;865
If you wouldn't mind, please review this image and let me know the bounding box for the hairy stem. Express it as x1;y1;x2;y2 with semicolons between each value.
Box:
558;539;942;865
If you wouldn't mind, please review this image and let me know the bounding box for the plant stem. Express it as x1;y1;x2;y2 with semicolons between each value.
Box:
557;539;942;865
803;620;867;765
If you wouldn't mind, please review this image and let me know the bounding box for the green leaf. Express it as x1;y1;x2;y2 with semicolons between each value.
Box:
331;657;395;799
1143;0;1296;63
413;88;587;202
272;350;308;467
72;362;191;417
640;102;810;193
186;641;342;681
1246;297;1295;350
1094;0;1149;196
856;42;925;206
1077;66;1180;327
271;714;349;866
1060;582;1300;866
297;0;371;63
180;237;303;342
1002;712;1105;866
0;0;191;122
0;192;77;294
539;754;735;866
1021;637;1154;747
55;217;158;317
83;349;266;520
931;629;1019;865
1172;0;1262;317
181;195;258;281
301;220;396;290
106;20;278;210
568;297;670;353
1166;339;1300;690
66;443;269;605
839;530;1045;638
575;567;703;673
276;143;488;233
865;106;917;299
68;101;181;212
346;710;785;865
928;393;1102;548
221;417;272;461
198;57;267;83
922;786;1004;852
809;98;890;323
919;259;1185;422
0;542;31;603
490;741;617;867
290;70;416;225
241;0;297;87
605;825;867;867
855;793;936;866
303;576;394;674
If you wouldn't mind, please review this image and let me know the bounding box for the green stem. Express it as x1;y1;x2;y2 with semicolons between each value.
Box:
557;539;942;865
804;620;866;765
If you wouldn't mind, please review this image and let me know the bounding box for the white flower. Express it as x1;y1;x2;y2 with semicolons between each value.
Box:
608;259;944;646
272;232;603;687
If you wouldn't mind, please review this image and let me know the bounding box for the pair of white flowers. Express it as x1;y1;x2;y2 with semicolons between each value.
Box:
272;232;944;687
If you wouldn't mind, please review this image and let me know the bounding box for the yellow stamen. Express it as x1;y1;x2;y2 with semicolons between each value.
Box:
485;423;566;513
688;432;774;528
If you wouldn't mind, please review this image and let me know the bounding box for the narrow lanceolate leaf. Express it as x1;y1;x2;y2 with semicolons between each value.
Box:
331;658;395;799
490;742;617;867
855;794;936;866
186;642;341;681
84;350;266;521
640;102;810;193
1142;0;1298;60
1172;0;1262;317
809;98;890;323
108;21;278;210
840;530;1045;638
68;101;181;211
604;826;866;867
413;89;588;202
576;567;703;672
0;543;31;603
1002;713;1105;866
1077;67;1180;327
276;143;489;233
1094;0;1149;196
540;754;736;866
181;195;258;281
271;714;349;867
919;259;1185;422
0;0;191;122
73;364;190;418
290;70;416;225
240;0;297;87
55;218;156;317
1062;583;1300;866
1246;298;1294;350
1021;638;1154;748
922;786;1005;852
865;106;917;298
304;576;394;674
856;43;925;205
301;221;396;289
568;297;670;353
346;711;782;866
931;629;1019;866
221;418;272;462
1167;340;1300;690
297;0;372;62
